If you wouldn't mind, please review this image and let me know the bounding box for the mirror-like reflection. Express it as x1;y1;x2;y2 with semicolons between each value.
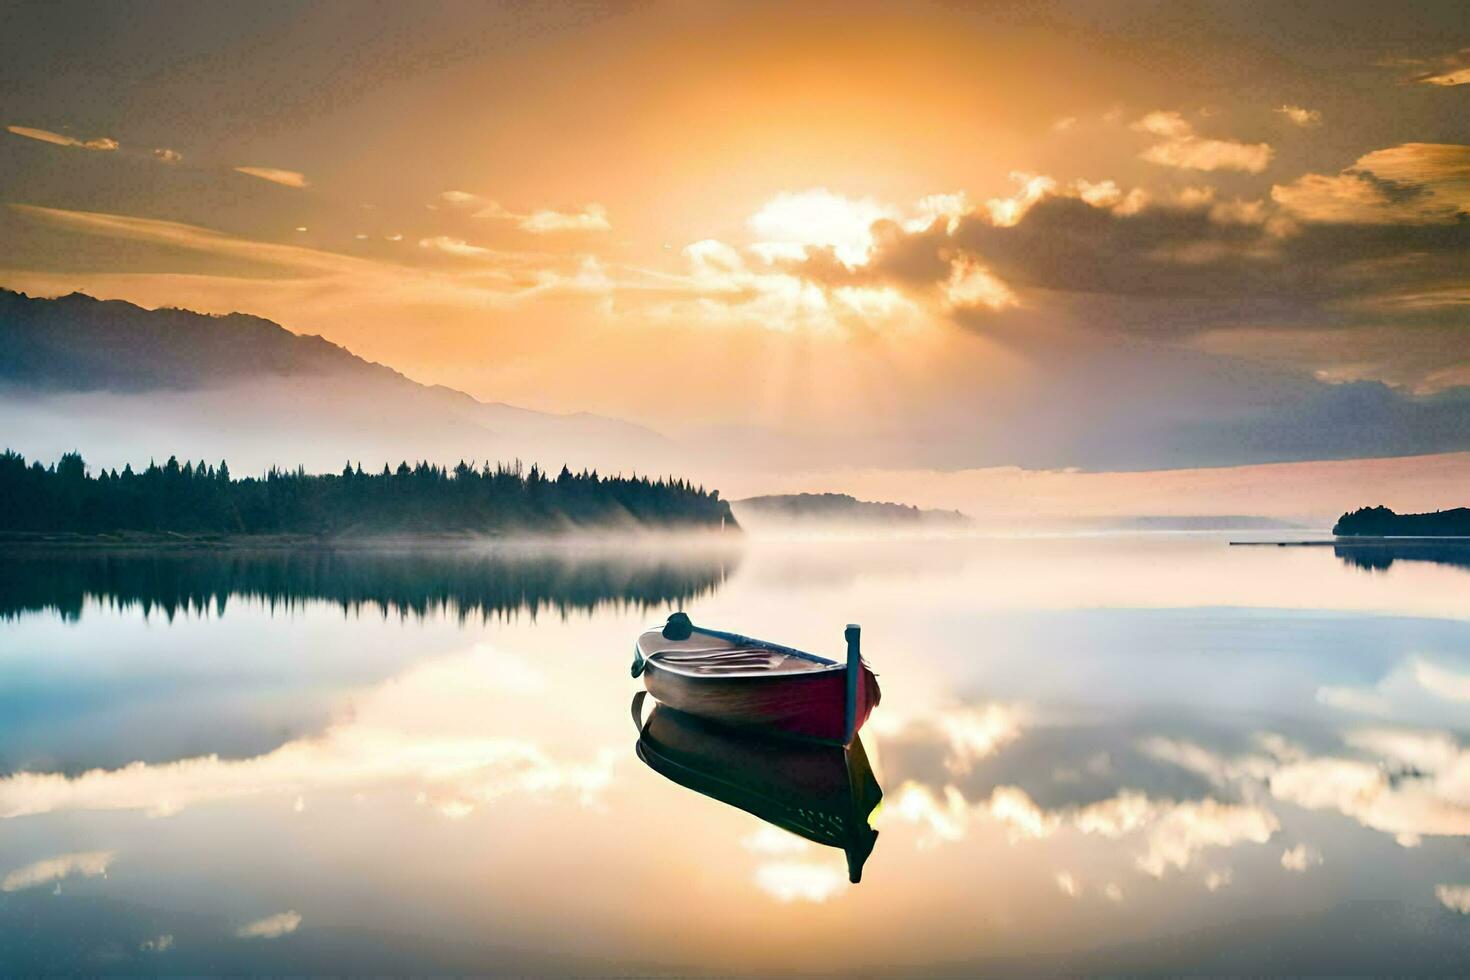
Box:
633;692;882;883
1334;540;1470;574
0;543;738;622
0;533;1466;975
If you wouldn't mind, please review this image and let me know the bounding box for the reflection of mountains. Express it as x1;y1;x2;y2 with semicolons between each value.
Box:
0;545;737;621
633;694;882;882
1333;541;1470;574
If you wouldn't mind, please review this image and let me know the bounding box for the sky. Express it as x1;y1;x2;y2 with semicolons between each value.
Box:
1;0;1467;491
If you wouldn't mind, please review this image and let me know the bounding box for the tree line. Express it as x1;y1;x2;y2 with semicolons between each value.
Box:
1333;505;1470;537
0;451;737;535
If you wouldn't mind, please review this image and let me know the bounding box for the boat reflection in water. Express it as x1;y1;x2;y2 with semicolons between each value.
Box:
632;691;883;883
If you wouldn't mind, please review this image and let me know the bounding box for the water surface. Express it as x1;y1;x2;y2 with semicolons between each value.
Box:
1;535;1467;975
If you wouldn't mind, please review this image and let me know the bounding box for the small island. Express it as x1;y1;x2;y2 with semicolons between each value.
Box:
731;492;969;528
1333;505;1470;538
0;450;736;541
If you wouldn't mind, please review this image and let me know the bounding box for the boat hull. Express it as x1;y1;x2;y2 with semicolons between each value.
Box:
641;656;879;744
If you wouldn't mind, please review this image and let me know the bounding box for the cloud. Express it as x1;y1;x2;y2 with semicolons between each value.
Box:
1055;871;1081;896
440;190;483;207
233;167;309;188
1272;143;1470;224
7;125;118;151
1280;844;1323;871
657;235;923;334
1204;869;1232;891
139;934;174;953
518;203;610;234
441;191;611;234
152;148;182;164
1133;111;1273;173
944;254;1018;312
10;204;372;277
1051;116;1078;133
236;910;301;939
1411;48;1470;87
1277;105;1322;127
418;235;494;258
1438;884;1470;913
2;850;115;892
748;188;900;266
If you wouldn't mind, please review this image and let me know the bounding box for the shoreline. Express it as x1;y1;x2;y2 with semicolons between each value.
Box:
1230;537;1470;547
0;529;742;552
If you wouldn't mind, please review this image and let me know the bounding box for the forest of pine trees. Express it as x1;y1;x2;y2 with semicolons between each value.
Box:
0;451;737;535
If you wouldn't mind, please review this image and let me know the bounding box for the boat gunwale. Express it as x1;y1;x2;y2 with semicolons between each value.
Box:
638;623;841;680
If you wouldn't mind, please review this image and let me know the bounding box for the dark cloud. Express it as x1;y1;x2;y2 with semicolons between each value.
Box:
784;146;1470;352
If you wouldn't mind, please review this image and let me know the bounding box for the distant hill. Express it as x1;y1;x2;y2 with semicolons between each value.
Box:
0;289;678;476
1106;515;1305;532
0;288;391;392
1333;505;1470;537
732;492;969;526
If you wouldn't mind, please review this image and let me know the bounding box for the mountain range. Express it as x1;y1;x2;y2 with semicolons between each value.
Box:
0;288;680;477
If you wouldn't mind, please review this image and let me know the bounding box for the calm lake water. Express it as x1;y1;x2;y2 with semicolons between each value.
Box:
1;534;1467;975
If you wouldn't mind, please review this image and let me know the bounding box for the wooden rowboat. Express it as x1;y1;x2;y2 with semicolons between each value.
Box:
633;692;882;883
631;612;880;745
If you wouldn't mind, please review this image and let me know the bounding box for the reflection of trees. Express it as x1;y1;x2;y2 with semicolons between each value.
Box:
1333;542;1470;574
0;546;737;622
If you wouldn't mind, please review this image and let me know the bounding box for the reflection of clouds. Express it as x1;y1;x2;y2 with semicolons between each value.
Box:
1316;656;1470;720
1146;729;1470;842
936;705;1025;775
1133;800;1275;878
0;649;618;821
1414;660;1470;702
1437;884;1470;914
741;822;849;903
1280;844;1323;872
753;863;848;904
742;825;809;856
873;702;1026;782
237;910;302;939
1;849;115;892
885;782;1276;879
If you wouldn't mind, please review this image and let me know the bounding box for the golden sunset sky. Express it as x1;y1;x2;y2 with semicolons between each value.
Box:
2;0;1467;507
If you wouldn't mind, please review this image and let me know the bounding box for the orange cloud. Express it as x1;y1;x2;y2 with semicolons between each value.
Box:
1272;143;1470;223
7;125;118;150
1133;111;1273;173
441;191;611;233
1276;104;1322;127
233;166;309;188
